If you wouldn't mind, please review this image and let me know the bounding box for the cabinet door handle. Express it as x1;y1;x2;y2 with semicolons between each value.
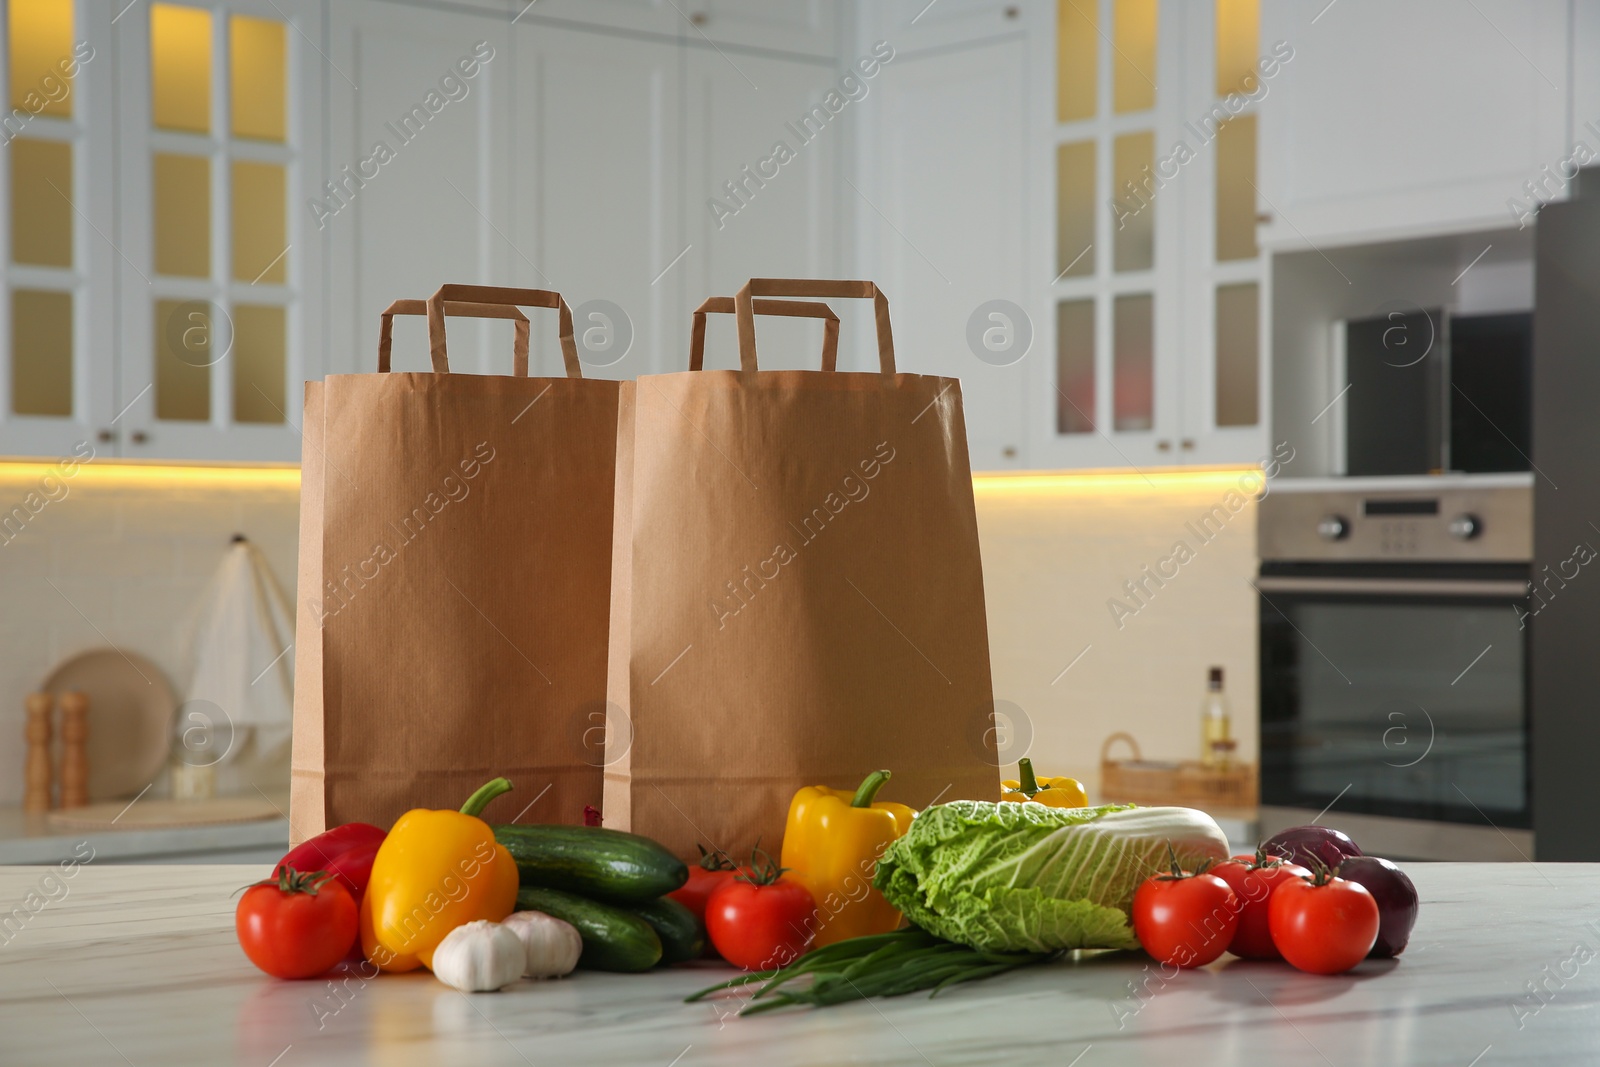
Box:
1180;439;1195;450
1156;440;1172;452
130;430;148;445
690;11;708;24
96;429;115;444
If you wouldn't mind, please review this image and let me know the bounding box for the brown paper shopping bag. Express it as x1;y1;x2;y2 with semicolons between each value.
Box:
605;280;1000;862
291;286;620;842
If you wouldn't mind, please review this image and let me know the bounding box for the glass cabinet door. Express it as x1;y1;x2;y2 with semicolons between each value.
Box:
0;0;110;458
114;0;321;462
1178;0;1269;465
1038;0;1270;470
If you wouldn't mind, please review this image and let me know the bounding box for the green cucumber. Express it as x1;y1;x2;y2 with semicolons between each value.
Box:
624;896;705;965
515;886;662;973
494;824;687;904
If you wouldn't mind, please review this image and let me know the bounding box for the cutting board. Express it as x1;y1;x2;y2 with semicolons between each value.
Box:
42;649;177;801
44;795;281;831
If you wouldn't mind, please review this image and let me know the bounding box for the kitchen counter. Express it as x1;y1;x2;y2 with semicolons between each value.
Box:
0;863;1594;1065
0;804;288;865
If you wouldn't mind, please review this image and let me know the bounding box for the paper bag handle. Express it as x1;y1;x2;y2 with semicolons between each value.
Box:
734;279;894;374
690;297;840;372
378;300;531;375
425;284;583;378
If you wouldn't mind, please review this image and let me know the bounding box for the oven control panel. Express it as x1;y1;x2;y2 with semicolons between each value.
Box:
1260;483;1531;562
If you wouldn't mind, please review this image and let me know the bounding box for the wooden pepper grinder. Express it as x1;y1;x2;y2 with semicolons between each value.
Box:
59;691;89;809
23;693;54;812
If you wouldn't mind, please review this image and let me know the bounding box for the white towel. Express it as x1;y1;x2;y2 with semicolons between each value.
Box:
182;538;296;788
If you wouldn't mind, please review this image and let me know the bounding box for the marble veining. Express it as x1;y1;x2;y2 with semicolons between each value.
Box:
0;863;1597;1066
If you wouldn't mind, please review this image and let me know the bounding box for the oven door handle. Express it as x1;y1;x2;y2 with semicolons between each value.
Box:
1254;576;1529;597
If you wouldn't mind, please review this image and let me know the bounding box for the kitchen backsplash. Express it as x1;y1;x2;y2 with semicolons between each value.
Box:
0;462;1260;806
0;461;301;807
973;469;1261;797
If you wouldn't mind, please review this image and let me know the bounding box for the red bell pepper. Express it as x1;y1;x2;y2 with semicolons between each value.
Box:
275;823;386;904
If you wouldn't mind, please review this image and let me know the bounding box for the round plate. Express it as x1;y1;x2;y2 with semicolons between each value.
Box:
43;649;177;801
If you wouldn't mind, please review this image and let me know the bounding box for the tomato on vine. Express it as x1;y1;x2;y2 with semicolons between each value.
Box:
1131;846;1238;968
1268;860;1379;975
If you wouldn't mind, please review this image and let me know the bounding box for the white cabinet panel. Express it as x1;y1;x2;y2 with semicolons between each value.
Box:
683;48;840;372
326;3;513;379
1259;0;1569;249
512;24;681;379
864;37;1029;469
529;0;836;56
687;0;836;56
868;0;1027;53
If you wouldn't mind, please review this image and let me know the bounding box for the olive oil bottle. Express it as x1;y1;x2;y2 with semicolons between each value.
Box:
1200;666;1232;767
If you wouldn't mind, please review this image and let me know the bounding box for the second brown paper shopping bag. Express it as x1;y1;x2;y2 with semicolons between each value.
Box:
291;286;618;841
605;280;1001;861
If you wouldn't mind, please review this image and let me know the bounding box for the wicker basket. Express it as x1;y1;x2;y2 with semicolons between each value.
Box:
1099;732;1258;811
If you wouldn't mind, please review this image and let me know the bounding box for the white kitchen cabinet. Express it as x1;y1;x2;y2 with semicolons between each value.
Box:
681;44;842;371
113;0;326;463
0;2;114;459
858;32;1031;468
0;0;326;462
532;0;837;57
1258;0;1569;250
510;22;681;379
325;2;513;381
867;0;1027;54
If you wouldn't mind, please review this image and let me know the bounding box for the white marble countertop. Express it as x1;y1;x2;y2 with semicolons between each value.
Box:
0;863;1595;1066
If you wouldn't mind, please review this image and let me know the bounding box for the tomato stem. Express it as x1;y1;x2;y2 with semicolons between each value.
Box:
697;844;737;872
736;844;790;887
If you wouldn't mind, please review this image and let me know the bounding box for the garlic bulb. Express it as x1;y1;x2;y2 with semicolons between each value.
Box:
501;910;583;979
431;920;526;993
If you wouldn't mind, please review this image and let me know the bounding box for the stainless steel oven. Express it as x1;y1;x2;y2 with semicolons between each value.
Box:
1256;476;1533;860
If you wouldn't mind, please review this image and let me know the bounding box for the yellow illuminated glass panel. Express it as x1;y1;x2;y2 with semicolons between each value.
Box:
9;0;74;118
151;4;212;134
1216;115;1258;261
1113;131;1154;272
11;139;72;267
1113;0;1156;113
1056;141;1095;279
1216;283;1259;427
1057;0;1096;122
154;154;210;277
230;15;286;141
11;289;72;416
1056;299;1094;434
231;161;286;283
1216;0;1261;97
155;297;211;421
232;305;286;424
1113;293;1153;432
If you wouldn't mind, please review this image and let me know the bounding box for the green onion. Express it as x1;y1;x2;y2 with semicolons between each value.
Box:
685;928;1052;1014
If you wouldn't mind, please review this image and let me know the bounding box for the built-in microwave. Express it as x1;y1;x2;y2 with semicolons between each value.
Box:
1256;477;1533;860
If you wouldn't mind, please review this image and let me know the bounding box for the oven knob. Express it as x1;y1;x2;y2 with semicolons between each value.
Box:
1316;515;1349;541
1449;513;1482;540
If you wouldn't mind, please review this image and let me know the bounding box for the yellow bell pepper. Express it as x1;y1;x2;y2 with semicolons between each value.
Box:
1001;758;1088;808
360;777;520;973
780;769;916;949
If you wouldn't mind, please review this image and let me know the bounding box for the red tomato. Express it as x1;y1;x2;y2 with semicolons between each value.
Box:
1132;869;1238;968
705;865;816;972
1211;855;1312;960
1269;871;1379;975
236;867;358;980
668;847;741;922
